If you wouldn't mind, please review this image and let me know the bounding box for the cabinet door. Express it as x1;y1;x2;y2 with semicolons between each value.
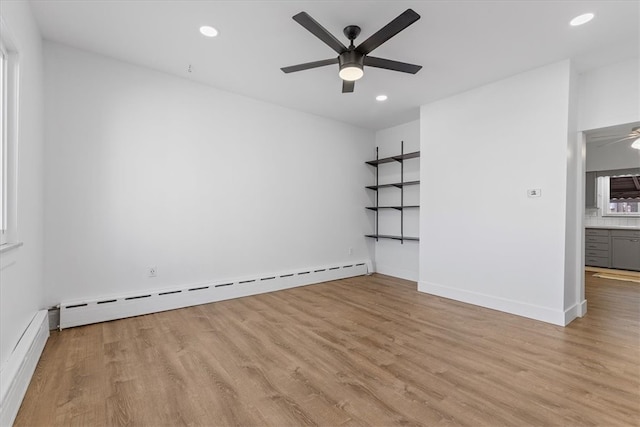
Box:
611;237;640;271
585;172;597;208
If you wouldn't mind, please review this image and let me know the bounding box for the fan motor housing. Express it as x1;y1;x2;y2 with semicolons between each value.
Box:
339;50;365;69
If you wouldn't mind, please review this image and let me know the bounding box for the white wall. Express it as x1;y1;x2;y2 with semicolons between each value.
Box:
578;58;640;132
585;140;640;171
43;42;374;306
0;1;45;372
371;120;419;281
419;60;577;325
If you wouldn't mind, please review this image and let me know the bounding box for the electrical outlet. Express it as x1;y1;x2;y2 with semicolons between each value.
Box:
148;267;157;277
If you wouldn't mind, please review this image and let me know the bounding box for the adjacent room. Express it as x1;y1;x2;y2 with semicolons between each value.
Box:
1;1;638;425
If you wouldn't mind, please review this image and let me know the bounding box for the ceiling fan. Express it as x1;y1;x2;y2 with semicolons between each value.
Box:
593;126;640;148
281;9;422;93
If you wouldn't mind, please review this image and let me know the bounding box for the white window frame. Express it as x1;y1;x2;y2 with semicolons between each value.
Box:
0;19;19;248
599;175;640;218
1;41;7;244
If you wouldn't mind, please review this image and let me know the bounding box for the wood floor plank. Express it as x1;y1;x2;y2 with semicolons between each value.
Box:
14;273;640;426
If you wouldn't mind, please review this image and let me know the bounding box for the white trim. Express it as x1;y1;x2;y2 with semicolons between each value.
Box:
374;263;418;282
61;260;370;329
418;280;567;326
563;300;587;325
0;310;49;427
0;31;9;243
0;18;20;246
0;241;22;253
578;299;588;317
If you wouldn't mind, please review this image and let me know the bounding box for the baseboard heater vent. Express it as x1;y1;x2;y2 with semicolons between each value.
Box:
59;260;371;329
159;290;182;296
124;294;151;301
65;303;87;309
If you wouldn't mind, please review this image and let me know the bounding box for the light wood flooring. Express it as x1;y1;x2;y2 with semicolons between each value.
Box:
15;273;640;426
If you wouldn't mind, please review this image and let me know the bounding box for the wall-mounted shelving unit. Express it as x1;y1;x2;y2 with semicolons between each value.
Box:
365;142;420;243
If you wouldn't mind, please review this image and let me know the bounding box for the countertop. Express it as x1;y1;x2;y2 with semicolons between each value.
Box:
585;225;640;230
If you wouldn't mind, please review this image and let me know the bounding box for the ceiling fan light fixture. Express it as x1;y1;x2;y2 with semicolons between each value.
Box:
338;50;365;81
339;65;364;81
631;138;640;150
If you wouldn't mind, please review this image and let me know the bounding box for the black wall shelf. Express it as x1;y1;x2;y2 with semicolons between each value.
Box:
365;151;420;166
365;234;419;242
365;142;420;243
365;206;419;211
365;180;419;190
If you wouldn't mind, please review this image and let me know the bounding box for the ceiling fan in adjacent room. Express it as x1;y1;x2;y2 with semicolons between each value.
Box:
593;126;640;149
281;9;422;93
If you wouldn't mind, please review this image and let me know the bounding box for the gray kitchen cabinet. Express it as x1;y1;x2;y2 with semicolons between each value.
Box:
611;229;640;271
585;171;597;208
585;228;610;268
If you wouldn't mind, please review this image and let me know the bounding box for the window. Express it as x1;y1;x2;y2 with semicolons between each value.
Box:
0;23;18;247
601;175;640;216
0;39;8;245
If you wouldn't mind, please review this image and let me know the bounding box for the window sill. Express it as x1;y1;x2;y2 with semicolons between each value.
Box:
0;241;23;254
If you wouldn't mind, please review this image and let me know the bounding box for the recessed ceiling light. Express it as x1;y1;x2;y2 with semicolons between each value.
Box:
199;26;218;37
376;95;388;102
570;13;594;26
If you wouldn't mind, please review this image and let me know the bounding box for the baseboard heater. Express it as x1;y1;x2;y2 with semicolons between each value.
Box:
59;260;370;329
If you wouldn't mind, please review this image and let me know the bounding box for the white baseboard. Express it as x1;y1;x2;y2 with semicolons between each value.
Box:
61;260;370;329
418;280;566;326
563;299;588;325
373;263;418;282
575;299;588;318
0;310;49;427
579;299;588;316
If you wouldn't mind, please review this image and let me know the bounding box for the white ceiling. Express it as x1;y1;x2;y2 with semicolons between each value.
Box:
29;0;639;130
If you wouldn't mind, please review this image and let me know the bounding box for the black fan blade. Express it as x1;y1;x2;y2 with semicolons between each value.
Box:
364;56;422;74
281;58;338;73
356;9;420;55
293;12;347;54
342;80;355;93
